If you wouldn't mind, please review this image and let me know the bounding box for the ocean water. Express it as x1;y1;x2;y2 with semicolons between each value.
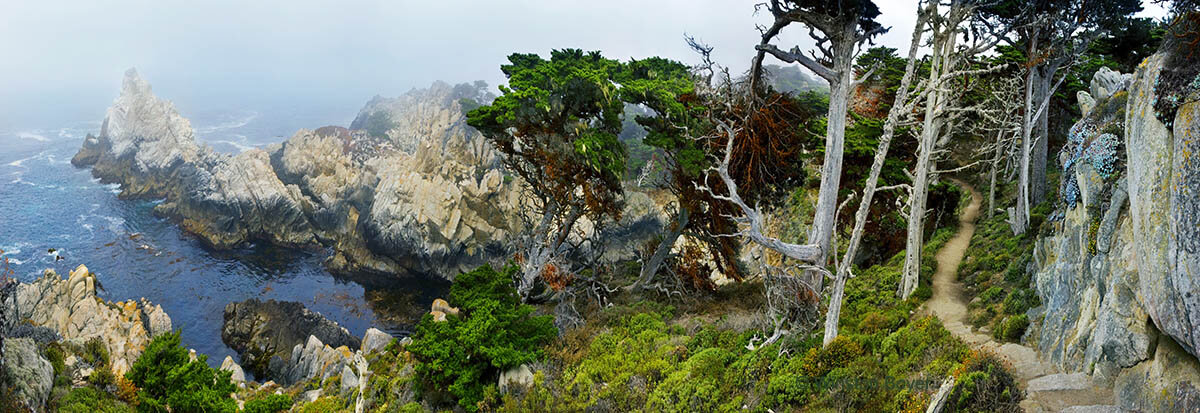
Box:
0;109;448;370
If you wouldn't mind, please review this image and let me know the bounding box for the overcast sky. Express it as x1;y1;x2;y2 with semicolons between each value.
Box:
0;0;1170;131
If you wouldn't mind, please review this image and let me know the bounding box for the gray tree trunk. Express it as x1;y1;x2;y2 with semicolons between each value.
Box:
900;13;956;299
823;1;928;346
1030;69;1051;207
806;33;857;291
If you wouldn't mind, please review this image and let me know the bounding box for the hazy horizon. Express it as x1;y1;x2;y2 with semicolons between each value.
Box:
0;0;1170;134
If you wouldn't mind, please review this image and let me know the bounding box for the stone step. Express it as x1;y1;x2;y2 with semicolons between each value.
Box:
1028;373;1092;392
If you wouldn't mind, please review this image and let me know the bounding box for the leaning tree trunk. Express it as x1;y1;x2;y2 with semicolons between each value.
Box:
900;9;958;299
636;207;688;288
823;3;928;346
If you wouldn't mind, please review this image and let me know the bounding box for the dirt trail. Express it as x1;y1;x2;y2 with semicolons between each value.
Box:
922;180;1118;413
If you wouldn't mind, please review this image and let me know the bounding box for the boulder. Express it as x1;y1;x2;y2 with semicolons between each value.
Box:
1078;91;1097;114
221;299;359;380
360;328;393;355
220;355;246;382
339;364;358;394
1;338;53;410
1091;66;1131;101
430;298;459;316
267;335;357;386
498;364;534;394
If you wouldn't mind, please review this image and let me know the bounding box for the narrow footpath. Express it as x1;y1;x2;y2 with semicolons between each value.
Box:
922;180;1121;413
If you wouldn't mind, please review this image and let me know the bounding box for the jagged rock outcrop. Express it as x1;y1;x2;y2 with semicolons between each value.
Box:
1;338;53;411
1090;67;1131;101
73;70;665;280
8;265;171;376
221;298;360;379
266;327;386;390
1031;45;1200;411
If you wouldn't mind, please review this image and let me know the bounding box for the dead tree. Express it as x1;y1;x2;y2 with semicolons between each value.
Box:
750;0;887;290
976;74;1023;219
899;0;1009;299
823;0;933;347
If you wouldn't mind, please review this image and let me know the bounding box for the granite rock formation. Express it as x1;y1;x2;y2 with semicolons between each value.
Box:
221;298;360;379
1031;46;1200;411
7;264;171;376
74;70;665;281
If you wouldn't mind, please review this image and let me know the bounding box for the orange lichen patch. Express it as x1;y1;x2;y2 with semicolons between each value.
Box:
673;240;717;292
541;262;574;292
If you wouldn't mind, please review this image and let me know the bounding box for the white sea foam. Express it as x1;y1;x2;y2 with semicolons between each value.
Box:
17;132;49;142
196;112;258;134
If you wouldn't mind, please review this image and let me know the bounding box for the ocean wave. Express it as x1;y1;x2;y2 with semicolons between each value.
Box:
1;242;30;256
17;132;49;142
196;112;259;134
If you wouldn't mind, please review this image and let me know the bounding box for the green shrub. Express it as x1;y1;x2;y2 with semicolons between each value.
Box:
82;337;110;367
645;347;741;412
44;343;66;377
243;394;293;413
408;264;556;412
949;352;1023;412
1002;289;1038;315
55;387;134;413
993;315;1029;342
1003;257;1030;285
89;366;116;387
980;286;1004;303
125;331;237;413
297;396;349;413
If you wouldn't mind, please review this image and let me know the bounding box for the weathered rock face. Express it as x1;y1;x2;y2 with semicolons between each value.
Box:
74;70;666;280
221;298;360;379
1;338;53;411
1032;50;1200;411
1124;52;1200;360
1091;66;1132;101
70;70;533;280
267;334;357;386
8;264;171;376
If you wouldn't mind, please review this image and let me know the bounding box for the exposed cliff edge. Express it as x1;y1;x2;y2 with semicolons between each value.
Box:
1030;31;1200;411
73;70;664;280
1;265;173;410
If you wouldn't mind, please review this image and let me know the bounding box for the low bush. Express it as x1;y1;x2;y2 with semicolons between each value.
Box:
993;315;1029;342
949;352;1023;412
408;264;556;411
55;387;134;413
125;331;237;413
242;394;293;413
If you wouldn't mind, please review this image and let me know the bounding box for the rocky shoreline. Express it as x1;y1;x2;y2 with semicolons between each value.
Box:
70;69;664;281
